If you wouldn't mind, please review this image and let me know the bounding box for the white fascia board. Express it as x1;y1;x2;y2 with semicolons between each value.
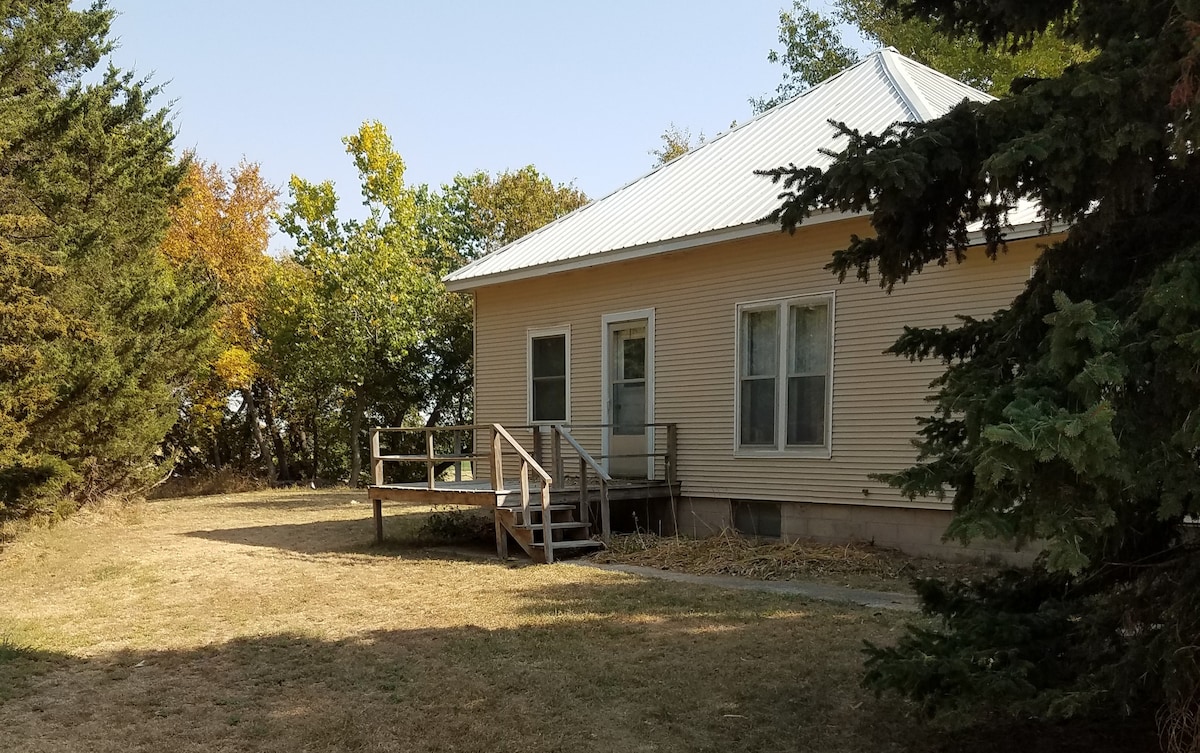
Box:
445;214;1067;293
443;210;862;292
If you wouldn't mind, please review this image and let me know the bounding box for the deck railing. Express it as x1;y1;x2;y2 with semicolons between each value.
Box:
490;424;556;562
368;422;678;554
529;423;677;485
369;425;479;489
550;424;612;543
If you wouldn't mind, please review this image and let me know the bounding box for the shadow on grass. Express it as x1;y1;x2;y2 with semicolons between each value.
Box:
185;519;393;557
0;603;1157;753
182;514;497;562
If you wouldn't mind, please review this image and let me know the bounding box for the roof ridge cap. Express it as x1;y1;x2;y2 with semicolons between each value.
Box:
877;47;938;121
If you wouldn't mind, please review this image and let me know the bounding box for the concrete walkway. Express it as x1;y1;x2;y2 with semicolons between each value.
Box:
425;545;919;612
570;561;919;612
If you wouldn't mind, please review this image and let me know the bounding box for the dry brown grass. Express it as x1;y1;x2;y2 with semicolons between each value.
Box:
593;531;998;593
0;489;1151;753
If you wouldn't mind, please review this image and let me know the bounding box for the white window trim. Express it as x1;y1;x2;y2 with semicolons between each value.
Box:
733;292;835;458
527;325;571;425
599;308;656;477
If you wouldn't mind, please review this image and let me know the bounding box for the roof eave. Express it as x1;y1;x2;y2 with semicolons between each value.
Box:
444;214;1067;293
443;210;863;292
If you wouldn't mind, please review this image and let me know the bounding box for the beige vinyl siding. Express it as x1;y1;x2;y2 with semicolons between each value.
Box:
473;217;1049;510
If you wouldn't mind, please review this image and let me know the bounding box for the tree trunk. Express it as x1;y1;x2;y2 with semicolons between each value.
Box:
310;408;319;487
212;432;222;470
349;390;366;488
263;389;290;482
243;384;277;485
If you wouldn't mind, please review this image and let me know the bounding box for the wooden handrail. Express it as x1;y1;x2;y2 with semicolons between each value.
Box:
553;425;611;483
552;424;612;544
491;424;551;483
369;424;481;489
372;424;479;433
490;423;555;563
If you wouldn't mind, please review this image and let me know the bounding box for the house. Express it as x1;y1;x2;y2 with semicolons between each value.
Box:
370;49;1054;562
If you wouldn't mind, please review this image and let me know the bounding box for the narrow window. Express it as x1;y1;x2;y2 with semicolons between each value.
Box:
739;308;777;446
786;301;830;446
530;332;568;422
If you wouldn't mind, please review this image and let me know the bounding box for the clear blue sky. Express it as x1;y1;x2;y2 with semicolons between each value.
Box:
104;1;853;228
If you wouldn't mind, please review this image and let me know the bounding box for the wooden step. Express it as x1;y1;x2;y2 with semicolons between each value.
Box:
495;502;577;511
531;539;604;551
513;521;587;531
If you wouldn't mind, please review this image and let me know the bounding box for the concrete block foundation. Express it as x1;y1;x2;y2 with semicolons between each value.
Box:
676;496;1033;564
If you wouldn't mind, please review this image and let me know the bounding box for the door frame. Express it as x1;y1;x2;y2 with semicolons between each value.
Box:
600;308;655;478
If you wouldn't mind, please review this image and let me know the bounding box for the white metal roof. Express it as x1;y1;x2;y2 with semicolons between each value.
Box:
445;49;1010;291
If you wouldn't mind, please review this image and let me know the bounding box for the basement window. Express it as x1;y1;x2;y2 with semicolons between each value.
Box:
731;500;782;539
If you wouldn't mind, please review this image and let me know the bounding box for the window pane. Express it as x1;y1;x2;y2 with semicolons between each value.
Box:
732;500;782;538
621;337;646;380
612;383;645;435
742;309;777;377
532;378;566;422
531;335;566;378
740;378;776;445
790;302;829;374
787;375;826;445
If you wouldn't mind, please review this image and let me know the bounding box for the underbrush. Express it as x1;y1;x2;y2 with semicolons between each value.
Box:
148;469;266;499
416;506;494;546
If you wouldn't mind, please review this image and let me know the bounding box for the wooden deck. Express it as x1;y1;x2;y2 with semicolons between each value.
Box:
367;422;679;563
367;478;680;560
368;479;679;506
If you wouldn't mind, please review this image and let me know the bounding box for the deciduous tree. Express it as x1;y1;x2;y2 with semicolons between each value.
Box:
751;0;1089;112
159;157;278;480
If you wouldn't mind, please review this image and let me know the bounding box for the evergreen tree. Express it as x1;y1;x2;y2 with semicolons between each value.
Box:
762;1;1200;747
0;1;210;516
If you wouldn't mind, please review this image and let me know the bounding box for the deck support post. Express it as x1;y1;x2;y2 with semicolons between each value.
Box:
373;497;384;544
531;425;542;466
426;430;436;489
666;424;678;485
490;429;503;491
494;509;508;560
551;427;563;490
370;429;383;486
600;484;611;545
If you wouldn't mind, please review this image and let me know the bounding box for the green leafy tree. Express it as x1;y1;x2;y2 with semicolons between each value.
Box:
762;0;1200;747
273;121;440;485
650;123;704;167
750;2;858;112
431;166;588;261
751;0;1089;112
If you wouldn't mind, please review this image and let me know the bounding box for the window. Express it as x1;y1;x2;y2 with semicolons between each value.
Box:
529;328;569;423
731;500;782;538
736;295;832;453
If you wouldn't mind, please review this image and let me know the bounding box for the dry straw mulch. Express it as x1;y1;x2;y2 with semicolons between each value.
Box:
593;531;997;592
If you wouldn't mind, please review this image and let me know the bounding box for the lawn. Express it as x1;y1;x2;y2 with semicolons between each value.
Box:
0;489;1150;752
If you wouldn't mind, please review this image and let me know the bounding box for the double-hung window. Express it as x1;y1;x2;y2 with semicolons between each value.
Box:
528;328;569;423
736;295;832;454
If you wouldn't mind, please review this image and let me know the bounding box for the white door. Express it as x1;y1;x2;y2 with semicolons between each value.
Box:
606;320;649;478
